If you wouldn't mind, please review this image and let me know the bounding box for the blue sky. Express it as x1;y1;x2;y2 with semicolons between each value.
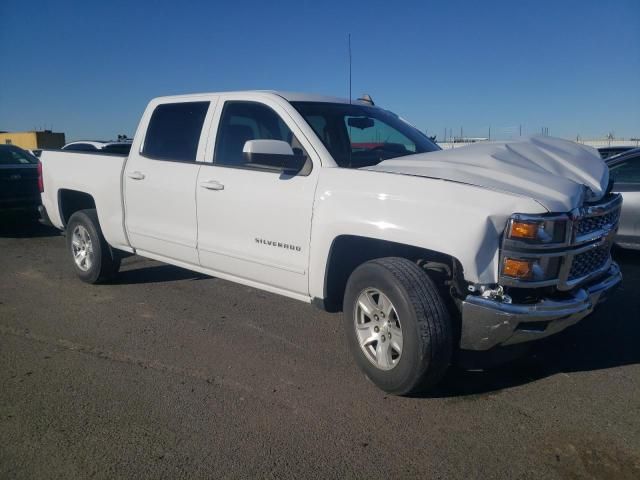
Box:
1;0;638;142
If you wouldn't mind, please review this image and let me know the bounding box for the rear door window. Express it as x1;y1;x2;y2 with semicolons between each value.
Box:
143;102;209;162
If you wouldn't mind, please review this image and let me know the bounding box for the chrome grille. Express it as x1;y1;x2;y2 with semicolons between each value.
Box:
573;208;620;238
499;193;622;291
563;194;621;285
568;245;610;281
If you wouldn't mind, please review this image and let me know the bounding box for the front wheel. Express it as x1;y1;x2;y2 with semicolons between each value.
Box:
344;257;452;395
66;209;120;284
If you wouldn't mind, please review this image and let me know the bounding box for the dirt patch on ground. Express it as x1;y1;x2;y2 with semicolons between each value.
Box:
549;435;640;479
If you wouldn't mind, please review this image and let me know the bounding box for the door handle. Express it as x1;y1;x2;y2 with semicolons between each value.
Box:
127;171;146;180
199;180;224;191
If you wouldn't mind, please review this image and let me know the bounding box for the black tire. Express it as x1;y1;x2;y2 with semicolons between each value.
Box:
66;209;120;284
344;257;452;395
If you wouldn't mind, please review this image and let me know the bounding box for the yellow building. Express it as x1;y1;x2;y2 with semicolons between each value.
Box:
0;130;66;150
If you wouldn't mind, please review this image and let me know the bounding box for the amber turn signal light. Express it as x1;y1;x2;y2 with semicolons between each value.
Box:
503;258;533;279
510;221;539;240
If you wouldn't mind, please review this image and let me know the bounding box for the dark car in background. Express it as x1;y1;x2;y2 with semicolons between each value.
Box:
0;145;41;215
598;146;635;160
607;148;640;249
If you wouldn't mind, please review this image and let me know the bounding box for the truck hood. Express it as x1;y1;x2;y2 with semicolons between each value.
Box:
365;136;609;212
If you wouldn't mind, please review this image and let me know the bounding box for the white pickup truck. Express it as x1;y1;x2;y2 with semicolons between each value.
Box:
39;91;622;395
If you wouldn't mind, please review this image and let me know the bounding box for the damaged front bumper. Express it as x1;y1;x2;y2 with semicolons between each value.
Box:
460;262;621;351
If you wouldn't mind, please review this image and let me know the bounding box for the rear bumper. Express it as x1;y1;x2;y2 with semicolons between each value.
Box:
0;196;40;211
38;205;53;227
460;262;622;351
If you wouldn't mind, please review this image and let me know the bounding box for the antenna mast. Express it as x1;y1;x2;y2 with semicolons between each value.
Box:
348;33;352;104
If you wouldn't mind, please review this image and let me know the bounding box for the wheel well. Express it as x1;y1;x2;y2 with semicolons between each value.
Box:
320;235;465;312
58;189;96;226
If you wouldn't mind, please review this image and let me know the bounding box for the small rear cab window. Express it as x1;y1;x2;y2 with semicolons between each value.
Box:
142;102;209;162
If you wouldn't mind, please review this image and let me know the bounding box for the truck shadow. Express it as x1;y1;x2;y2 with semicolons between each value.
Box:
430;248;640;398
0;214;60;238
114;263;209;285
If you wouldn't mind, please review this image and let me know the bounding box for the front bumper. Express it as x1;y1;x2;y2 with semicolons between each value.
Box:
460;262;621;351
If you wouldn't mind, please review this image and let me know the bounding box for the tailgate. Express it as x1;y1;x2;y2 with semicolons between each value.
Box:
0;165;40;203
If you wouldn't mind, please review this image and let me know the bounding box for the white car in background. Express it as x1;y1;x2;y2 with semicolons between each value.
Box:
607;148;640;249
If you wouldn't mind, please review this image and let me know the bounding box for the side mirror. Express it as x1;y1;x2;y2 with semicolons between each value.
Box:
242;139;307;174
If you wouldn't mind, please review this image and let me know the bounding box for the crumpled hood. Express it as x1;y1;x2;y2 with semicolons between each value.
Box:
365;136;609;212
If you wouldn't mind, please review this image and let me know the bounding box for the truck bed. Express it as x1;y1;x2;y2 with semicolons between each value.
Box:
39;150;131;250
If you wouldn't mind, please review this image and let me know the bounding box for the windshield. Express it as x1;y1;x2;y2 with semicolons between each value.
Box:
291;102;440;168
0;145;39;165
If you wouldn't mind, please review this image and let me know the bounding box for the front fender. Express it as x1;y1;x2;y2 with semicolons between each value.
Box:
308;168;546;299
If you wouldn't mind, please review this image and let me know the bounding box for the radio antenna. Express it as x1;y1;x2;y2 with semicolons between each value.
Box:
348;33;352;104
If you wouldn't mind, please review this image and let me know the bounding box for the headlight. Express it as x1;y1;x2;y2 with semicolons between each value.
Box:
509;220;539;240
506;215;568;245
500;213;570;286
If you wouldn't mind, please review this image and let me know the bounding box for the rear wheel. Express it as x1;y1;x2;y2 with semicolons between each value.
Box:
66;209;120;283
344;257;452;395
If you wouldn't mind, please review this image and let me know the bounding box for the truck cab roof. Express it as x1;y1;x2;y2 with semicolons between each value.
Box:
152;90;374;107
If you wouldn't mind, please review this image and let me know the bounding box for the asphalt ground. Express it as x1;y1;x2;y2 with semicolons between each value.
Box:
1;215;639;479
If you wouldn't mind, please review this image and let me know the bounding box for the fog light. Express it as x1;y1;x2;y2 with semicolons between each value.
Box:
503;258;533;279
